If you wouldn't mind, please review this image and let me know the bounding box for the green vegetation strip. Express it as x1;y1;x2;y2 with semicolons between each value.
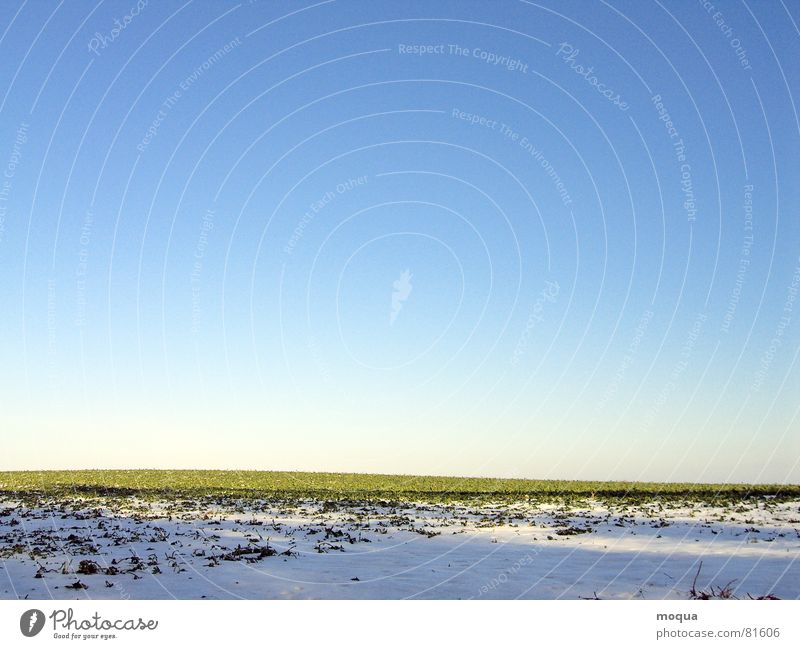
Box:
1;470;798;502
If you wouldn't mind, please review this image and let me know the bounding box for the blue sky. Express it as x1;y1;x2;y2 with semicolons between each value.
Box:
1;0;798;482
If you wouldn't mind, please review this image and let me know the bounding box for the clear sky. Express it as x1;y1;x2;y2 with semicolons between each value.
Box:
1;0;798;482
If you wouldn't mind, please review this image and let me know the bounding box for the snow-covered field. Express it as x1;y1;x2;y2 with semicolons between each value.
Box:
2;497;798;599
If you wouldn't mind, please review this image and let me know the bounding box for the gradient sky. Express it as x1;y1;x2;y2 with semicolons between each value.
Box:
1;0;798;482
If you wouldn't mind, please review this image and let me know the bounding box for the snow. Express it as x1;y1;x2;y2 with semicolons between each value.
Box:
1;498;798;599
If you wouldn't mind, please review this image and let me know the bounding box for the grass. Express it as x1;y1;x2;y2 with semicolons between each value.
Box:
1;470;798;503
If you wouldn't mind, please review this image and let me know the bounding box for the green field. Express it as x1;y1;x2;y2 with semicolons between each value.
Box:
1;470;798;503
